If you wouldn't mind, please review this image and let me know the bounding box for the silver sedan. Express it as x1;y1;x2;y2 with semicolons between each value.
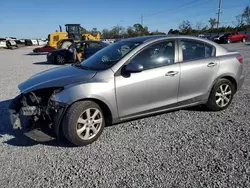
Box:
10;35;245;146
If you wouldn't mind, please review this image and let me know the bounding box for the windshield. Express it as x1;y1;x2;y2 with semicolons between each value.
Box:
80;40;142;70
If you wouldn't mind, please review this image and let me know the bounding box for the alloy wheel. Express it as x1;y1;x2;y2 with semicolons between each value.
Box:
57;55;65;64
215;84;232;107
76;108;103;140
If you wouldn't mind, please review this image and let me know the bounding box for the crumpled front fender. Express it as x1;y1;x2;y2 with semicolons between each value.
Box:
8;94;23;129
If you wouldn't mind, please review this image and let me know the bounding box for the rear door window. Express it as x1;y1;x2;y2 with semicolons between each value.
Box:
180;40;215;61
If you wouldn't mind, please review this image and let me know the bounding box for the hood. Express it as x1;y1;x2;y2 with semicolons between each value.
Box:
18;65;97;93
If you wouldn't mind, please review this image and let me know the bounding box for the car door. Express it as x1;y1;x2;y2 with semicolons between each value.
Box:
231;32;239;42
115;40;180;119
178;39;219;103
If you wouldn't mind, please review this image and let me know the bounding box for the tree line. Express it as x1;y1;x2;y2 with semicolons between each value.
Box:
170;6;250;35
81;24;165;39
82;5;250;38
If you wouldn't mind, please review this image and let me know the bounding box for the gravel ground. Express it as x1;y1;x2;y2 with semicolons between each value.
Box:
0;43;250;187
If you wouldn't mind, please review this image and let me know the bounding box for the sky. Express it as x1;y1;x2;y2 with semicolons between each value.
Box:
0;0;249;39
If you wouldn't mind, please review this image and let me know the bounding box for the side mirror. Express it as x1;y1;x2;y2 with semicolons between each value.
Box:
125;63;143;73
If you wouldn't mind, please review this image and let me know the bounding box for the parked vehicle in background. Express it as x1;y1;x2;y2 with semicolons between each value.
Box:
6;40;18;49
15;39;26;47
25;39;33;46
47;40;108;64
198;34;206;38
10;35;245;146
37;39;48;46
33;45;56;53
31;39;38;46
0;38;7;48
214;32;248;44
101;39;115;44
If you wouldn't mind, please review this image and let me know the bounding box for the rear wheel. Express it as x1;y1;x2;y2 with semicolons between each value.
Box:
62;101;105;146
242;38;246;43
227;39;232;44
205;78;235;111
56;55;66;64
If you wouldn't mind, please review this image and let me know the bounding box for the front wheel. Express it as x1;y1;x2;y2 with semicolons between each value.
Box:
205;78;235;111
62;101;105;146
242;38;246;43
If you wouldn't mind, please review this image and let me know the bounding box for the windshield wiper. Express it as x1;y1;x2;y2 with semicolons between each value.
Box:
81;65;91;70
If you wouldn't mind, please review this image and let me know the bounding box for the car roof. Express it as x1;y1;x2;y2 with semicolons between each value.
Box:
121;35;167;43
76;40;104;43
125;34;222;44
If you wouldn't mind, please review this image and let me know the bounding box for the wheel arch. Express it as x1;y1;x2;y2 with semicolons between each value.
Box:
64;97;113;124
78;98;113;126
211;74;238;93
221;76;237;91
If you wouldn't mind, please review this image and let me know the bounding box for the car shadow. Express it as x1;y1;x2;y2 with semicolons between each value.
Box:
33;61;56;65
184;105;211;112
24;53;47;56
0;99;73;147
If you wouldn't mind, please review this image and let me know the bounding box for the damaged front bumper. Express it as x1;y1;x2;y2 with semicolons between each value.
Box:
8;93;68;141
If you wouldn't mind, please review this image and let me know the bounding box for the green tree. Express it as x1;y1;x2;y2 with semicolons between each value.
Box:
102;28;110;39
133;24;149;36
179;20;192;34
195;21;204;31
208;18;217;32
168;29;174;34
242;5;250;25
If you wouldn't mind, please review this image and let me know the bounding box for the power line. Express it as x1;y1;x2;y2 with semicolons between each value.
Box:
144;0;213;26
143;0;200;18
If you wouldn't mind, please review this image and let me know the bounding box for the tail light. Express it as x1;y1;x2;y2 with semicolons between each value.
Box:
236;55;243;63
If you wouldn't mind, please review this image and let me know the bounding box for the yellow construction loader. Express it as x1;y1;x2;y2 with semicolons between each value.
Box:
48;24;101;49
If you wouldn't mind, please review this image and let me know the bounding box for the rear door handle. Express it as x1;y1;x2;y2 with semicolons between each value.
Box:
165;71;178;76
207;62;217;67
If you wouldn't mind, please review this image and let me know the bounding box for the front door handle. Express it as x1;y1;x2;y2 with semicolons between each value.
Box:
207;62;217;67
165;71;178;76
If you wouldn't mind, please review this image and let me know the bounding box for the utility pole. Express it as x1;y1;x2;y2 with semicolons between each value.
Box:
141;14;143;26
216;0;222;30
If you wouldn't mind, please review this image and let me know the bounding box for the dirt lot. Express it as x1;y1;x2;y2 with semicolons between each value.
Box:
0;43;250;187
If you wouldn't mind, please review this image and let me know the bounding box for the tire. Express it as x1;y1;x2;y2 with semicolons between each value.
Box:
242;38;246;43
205;78;236;111
62;101;105;146
56;55;66;65
226;39;232;44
